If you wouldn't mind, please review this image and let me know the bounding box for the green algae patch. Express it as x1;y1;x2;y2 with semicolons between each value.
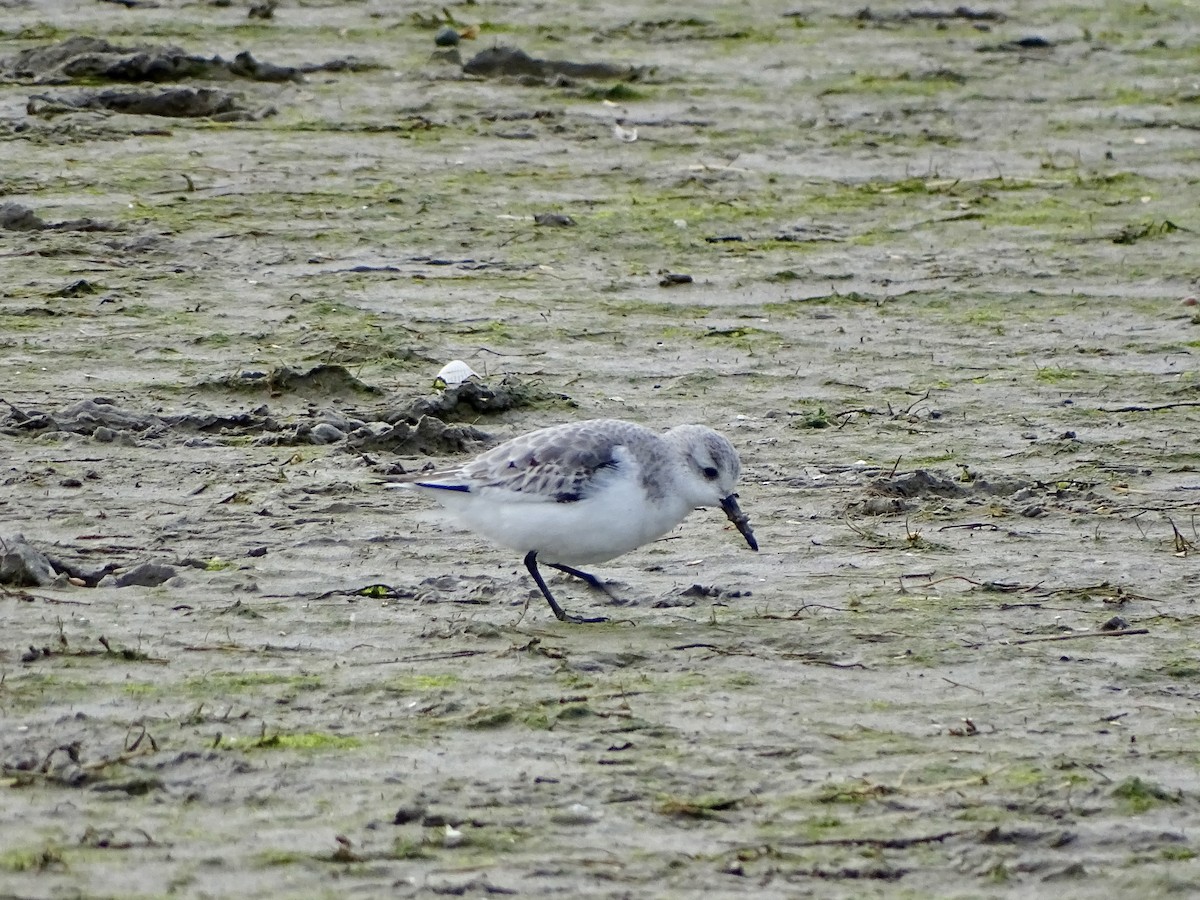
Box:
2;674;96;711
254;849;307;867
184;671;324;698
239;731;361;752
0;845;66;874
1033;365;1083;383
658;794;742;818
552;702;593;722
790;405;833;429
813;780;899;805
1160;658;1200;679
460;705;518;729
1159;847;1197;862
385;673;462;692
1112;777;1183;813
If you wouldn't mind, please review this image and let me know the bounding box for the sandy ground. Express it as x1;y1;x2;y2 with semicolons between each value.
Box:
2;0;1199;897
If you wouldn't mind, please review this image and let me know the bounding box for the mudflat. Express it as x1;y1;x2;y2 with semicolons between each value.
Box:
2;1;1198;896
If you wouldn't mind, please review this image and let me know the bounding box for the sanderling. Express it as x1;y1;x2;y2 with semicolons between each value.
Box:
393;418;758;623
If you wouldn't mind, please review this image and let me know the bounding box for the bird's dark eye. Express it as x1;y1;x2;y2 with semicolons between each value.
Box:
702;466;719;480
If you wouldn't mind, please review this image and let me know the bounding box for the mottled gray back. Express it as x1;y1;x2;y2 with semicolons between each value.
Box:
465;419;658;502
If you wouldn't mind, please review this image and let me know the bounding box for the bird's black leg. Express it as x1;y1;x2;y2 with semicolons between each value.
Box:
524;551;608;624
545;562;617;598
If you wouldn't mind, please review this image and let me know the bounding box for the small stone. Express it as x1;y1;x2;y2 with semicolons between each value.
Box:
93;426;117;443
113;562;178;588
533;213;575;227
0;202;48;231
393;804;426;825
420;809;460;828
55;279;99;298
0;534;57;586
434;26;460;47
309;423;345;444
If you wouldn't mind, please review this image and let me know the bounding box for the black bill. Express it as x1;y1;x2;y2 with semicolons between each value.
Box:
720;493;758;552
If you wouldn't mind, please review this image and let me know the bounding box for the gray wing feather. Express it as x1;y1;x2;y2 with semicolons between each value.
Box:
464;420;640;502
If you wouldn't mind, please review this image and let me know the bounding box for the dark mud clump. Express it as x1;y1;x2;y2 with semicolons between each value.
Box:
463;46;644;81
853;6;1007;26
1;370;567;455
0;201;121;232
340;375;574;453
26;87;269;120
5;37;378;120
2;36;347;84
208;364;383;398
398;376;575;423
851;469;1030;515
340;414;489;455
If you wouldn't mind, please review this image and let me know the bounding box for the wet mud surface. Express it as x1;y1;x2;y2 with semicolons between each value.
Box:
2;1;1199;896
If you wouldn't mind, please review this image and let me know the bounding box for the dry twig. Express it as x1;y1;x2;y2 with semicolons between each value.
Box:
1010;628;1148;645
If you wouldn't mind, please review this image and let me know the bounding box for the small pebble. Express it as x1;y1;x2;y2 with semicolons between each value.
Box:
113;562;178;588
310;423;345;444
533;213;575;227
393;804;426;825
434;26;460;47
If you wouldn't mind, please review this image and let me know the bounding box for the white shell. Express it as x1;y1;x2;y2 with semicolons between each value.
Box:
434;359;478;388
612;123;638;143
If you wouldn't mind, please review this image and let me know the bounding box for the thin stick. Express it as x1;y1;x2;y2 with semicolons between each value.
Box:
941;677;984;694
1010;628;1148;645
769;829;966;850
1099;401;1200;413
